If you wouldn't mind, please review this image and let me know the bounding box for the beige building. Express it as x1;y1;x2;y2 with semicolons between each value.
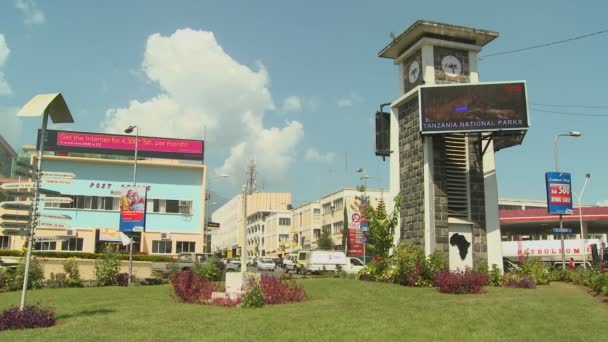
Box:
320;188;387;249
211;192;291;258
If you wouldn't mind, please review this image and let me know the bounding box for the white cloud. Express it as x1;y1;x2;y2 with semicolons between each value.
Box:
336;98;353;108
0;106;22;146
304;148;335;163
103;29;304;184
15;0;46;25
596;200;608;207
0;34;11;95
280;96;302;114
336;92;362;108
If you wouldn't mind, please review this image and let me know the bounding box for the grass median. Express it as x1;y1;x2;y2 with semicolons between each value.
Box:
1;278;606;341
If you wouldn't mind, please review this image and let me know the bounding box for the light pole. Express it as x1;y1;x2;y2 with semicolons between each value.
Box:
356;167;370;264
576;173;591;269
240;184;248;283
553;131;581;270
17;93;74;310
205;175;229;253
124;125;139;286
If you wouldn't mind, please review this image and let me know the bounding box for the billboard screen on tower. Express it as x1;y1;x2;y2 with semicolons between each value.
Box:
419;81;529;134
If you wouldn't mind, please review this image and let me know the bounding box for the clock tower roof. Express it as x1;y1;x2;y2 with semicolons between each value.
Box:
378;20;498;60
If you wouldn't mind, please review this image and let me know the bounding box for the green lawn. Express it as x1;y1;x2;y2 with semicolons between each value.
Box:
0;279;607;341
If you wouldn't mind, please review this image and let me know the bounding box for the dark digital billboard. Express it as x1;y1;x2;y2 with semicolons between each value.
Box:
419;81;529;134
38;130;204;162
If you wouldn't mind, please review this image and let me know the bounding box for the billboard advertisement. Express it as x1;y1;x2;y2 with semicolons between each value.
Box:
347;229;364;257
419;81;529;134
39;129;204;161
119;186;147;233
545;172;573;215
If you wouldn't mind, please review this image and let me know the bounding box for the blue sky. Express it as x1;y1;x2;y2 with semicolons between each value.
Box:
1;0;607;206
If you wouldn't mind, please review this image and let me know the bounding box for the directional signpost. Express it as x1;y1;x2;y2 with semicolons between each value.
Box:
37;222;71;229
40;171;76;179
38;197;73;204
0;182;36;190
1;229;30;236
39;213;72;220
0;201;32;210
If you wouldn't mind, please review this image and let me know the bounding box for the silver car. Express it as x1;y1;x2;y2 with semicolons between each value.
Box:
257;258;276;271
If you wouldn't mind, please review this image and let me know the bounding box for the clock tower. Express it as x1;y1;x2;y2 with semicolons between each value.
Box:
379;21;508;270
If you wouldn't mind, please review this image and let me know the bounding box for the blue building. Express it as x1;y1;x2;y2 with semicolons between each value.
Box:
34;154;207;255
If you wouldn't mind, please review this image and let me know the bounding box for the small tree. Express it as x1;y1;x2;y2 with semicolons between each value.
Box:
365;192;402;260
95;247;121;286
317;227;335;250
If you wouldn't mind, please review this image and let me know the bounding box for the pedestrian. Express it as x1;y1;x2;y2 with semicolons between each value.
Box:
568;257;575;270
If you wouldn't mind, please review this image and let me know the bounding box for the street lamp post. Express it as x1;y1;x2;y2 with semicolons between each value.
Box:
16;93;74;310
205;175;229;254
553;131;581;270
240;185;248;283
356;167;370;265
124;125;139;286
577;173;591;269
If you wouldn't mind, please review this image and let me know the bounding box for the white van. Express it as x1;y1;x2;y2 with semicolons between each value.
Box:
297;250;364;275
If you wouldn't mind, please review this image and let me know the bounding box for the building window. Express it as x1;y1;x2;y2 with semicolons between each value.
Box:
0;236;9;249
313;228;321;239
279;218;291;226
34;241;56;251
176;241;196;253
165;200;180;213
61;238;84;251
152;240;172;254
313;208;321;216
322;203;332;214
332;221;343;234
333;199;344;211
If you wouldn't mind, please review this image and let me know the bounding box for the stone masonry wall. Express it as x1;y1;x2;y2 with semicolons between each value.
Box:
398;99;425;247
468;135;488;267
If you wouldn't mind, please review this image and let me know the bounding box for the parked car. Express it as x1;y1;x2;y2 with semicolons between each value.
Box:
225;259;241;272
282;253;299;272
257;258;276;271
340;257;365;275
151;252;213;276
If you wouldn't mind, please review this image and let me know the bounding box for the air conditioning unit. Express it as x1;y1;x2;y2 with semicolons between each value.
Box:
161;232;171;240
179;201;189;207
65;229;76;237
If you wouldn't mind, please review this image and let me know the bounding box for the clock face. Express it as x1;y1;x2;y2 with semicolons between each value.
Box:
441;55;462;77
408;60;420;84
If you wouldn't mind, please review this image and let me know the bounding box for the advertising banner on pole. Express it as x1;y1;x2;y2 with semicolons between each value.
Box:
545;172;573;215
348;228;364;256
119;186;147;233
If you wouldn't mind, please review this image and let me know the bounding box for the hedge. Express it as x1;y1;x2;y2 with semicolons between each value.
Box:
0;250;173;262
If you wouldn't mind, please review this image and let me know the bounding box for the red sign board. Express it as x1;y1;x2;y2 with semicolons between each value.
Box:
348;228;364;256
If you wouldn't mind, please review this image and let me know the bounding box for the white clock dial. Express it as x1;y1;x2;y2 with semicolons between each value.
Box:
408;60;420;83
441;55;462;77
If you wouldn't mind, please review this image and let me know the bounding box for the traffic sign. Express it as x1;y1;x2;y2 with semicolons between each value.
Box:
37;222;71;229
40;171;75;179
38;188;62;196
0;182;36;190
552;227;573;234
0;201;32;210
1;213;30;221
4;190;34;197
38;197;73;204
39;213;72;220
41;178;73;185
351;213;361;223
0;221;29;229
1;229;30;236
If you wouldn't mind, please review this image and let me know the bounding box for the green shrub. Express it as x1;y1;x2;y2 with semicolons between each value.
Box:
192;256;222;281
242;278;265;308
95;247;121;286
46;273;69;288
391;243;434;287
488;264;502;286
8;257;45;290
520;258;550;285
475;260;489;275
0;250;173;262
63;257;82;287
